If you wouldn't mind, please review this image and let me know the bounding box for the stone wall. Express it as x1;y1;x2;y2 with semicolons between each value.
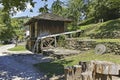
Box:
65;38;120;54
65;39;96;51
98;42;120;54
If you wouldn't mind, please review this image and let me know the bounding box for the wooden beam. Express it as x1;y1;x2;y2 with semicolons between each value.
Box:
36;40;39;53
35;22;38;37
29;25;31;37
38;30;81;39
40;39;43;51
54;36;57;48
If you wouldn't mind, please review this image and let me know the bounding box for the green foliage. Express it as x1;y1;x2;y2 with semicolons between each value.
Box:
39;4;49;13
0;0;119;23
66;0;84;27
0;0;36;14
11;18;25;40
51;0;63;15
57;35;66;47
87;0;120;21
0;9;14;41
0;8;27;42
79;17;95;26
8;45;27;51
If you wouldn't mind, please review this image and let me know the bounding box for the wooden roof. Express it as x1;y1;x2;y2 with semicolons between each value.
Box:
24;13;72;25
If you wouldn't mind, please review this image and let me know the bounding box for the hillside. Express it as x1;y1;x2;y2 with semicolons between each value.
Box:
79;18;120;38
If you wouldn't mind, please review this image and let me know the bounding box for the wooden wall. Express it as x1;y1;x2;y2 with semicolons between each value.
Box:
37;20;65;37
29;23;35;38
29;20;66;38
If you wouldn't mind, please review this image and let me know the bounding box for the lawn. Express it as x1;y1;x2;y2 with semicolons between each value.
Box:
8;45;27;51
34;50;120;77
79;18;120;38
0;44;3;47
95;39;120;43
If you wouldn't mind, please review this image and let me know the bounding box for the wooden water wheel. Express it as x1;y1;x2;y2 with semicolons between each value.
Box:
41;37;56;50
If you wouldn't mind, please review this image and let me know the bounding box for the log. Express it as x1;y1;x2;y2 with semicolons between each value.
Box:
81;71;93;80
79;61;90;72
64;61;120;80
93;61;119;75
73;65;82;80
64;66;74;80
64;65;82;80
95;73;112;80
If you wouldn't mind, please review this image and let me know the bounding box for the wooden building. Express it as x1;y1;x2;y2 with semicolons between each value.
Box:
24;13;72;52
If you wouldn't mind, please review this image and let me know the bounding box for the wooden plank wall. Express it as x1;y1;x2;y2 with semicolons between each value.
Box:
37;20;65;36
30;23;35;38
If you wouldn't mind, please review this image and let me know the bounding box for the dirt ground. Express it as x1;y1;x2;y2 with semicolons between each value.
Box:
0;44;51;80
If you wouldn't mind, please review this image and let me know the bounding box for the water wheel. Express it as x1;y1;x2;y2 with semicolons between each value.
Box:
42;37;55;49
95;44;106;54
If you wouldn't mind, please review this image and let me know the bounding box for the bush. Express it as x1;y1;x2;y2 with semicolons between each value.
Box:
57;35;66;47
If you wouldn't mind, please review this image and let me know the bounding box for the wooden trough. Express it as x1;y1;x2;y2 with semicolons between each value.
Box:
64;61;120;80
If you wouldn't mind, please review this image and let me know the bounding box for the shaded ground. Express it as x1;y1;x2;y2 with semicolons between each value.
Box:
0;44;51;80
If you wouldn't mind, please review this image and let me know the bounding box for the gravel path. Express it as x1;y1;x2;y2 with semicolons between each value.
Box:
0;44;51;80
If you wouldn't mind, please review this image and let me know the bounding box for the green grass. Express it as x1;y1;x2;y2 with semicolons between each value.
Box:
79;18;120;37
0;44;3;47
34;50;120;77
95;39;120;43
8;45;27;51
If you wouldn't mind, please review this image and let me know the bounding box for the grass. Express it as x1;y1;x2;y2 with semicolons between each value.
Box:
34;50;120;77
79;18;120;37
0;44;3;47
95;39;120;43
8;45;27;51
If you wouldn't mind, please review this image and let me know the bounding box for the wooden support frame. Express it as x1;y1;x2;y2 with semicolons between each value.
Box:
40;37;56;50
29;25;31;37
33;30;82;53
54;36;57;48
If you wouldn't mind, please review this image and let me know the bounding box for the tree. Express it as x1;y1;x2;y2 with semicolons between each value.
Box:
0;8;15;43
51;0;63;15
86;0;120;22
0;0;36;14
64;0;84;30
39;4;49;13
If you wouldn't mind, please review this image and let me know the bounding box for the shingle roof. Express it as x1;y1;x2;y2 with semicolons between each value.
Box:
24;13;72;25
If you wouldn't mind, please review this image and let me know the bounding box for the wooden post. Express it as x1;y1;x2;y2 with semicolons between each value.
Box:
81;71;93;80
40;39;43;53
35;22;38;37
73;65;82;80
29;25;31;37
36;40;39;53
70;34;72;38
64;66;74;80
79;61;89;72
54;36;57;48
